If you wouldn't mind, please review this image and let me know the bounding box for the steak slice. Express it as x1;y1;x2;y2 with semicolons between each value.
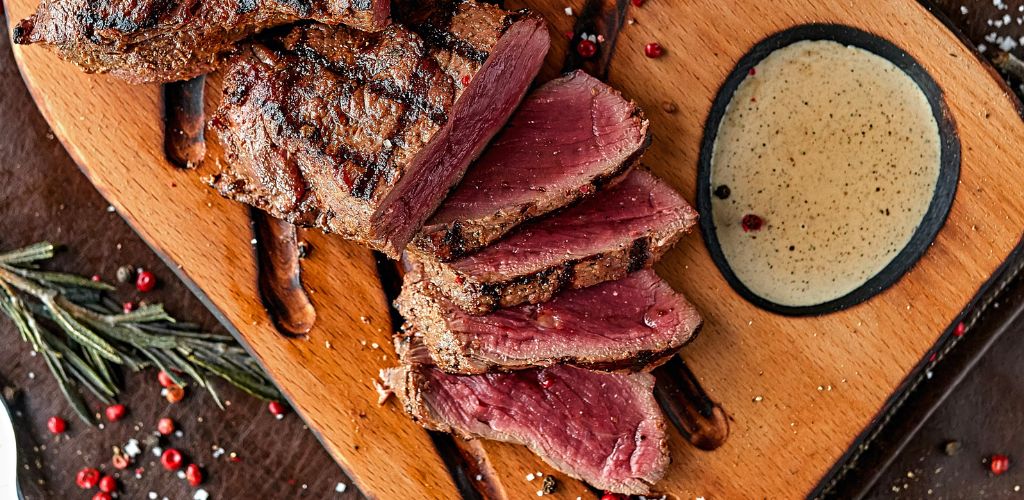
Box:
412;70;650;261
383;363;669;494
12;0;390;83
397;267;701;373
207;2;550;257
411;170;698;314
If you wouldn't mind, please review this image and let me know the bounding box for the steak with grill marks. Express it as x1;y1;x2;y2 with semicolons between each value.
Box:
207;1;550;257
410;169;698;314
381;363;669;494
12;0;390;83
412;70;650;261
396;267;701;373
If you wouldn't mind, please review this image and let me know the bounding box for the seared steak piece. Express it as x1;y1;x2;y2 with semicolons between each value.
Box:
411;170;698;314
397;267;701;373
383;363;669;494
413;70;650;261
208;2;550;257
12;0;390;83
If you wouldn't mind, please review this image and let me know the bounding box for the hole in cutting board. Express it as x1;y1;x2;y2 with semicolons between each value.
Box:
696;24;961;316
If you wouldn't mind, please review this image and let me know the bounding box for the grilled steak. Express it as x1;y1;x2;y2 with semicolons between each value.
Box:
412;70;649;261
383;363;669;494
12;0;390;83
207;2;550;257
410;169;698;314
396;267;701;373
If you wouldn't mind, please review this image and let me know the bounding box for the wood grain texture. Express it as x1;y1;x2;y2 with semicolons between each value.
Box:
6;0;1024;497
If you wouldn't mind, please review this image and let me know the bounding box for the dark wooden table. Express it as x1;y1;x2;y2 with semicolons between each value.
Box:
0;2;1021;499
0;16;363;499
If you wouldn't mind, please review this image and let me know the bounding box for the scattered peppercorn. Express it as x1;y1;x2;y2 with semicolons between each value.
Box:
990;454;1011;475
122;301;135;313
714;185;731;200
186;463;204;486
943;440;961;456
268;401;286;416
92;493;112;500
157;417;175;436
116;265;134;283
157;370;175;388
76;467;100;489
90;274;101;282
104;404;126;422
600;493;626;500
644;42;664;58
630;0;643;5
541;475;557;494
461;74;471;86
135;270;157;292
661;101;678;113
576;39;597;59
749;67;757;76
112;454;129;470
161;448;184;471
741;214;764;232
166;384;185;403
954;322;966;337
47;416;66;434
98;475;117;493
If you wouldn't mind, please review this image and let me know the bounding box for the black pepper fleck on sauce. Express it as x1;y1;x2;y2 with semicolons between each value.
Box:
714;185;731;199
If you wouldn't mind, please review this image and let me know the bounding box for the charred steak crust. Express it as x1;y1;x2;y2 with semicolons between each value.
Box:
396;267;702;374
13;0;390;83
383;363;670;495
410;170;699;315
207;1;549;257
412;71;652;261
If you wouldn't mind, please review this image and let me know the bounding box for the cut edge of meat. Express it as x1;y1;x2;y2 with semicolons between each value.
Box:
412;70;651;261
396;267;703;373
381;363;670;494
410;171;699;314
369;12;550;257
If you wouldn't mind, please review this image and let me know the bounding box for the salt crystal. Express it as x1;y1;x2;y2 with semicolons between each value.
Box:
564;6;573;16
177;470;187;479
193;489;210;500
148;493;158;499
152;446;163;457
174;430;184;438
526;473;535;481
250;238;258;245
335;482;348;493
961;5;968;14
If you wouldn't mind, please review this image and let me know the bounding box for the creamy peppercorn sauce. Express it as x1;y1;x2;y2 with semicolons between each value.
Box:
710;40;941;307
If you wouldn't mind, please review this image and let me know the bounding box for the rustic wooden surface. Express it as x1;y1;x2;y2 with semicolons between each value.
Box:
6;0;1024;498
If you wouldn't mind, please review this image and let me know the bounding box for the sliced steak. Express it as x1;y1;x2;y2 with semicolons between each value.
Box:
383;363;669;494
412;70;649;261
410;169;698;314
12;0;390;83
397;267;701;373
207;2;550;257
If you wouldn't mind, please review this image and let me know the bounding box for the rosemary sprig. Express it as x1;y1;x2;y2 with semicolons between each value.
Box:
0;242;282;424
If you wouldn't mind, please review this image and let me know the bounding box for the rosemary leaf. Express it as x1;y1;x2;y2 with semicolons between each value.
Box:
0;242;56;265
0;241;283;425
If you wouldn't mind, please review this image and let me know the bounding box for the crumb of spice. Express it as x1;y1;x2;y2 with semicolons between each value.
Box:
943;440;961;456
661;101;678;113
542;475;557;494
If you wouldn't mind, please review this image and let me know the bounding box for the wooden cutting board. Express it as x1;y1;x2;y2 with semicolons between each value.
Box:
6;0;1024;497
